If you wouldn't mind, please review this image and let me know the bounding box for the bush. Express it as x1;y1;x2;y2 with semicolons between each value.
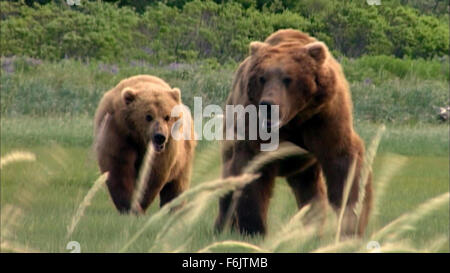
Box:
301;1;449;59
380;6;449;58
137;0;311;63
1;1;448;63
1;1;138;61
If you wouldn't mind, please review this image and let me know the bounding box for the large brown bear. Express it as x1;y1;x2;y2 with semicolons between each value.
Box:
215;29;372;237
94;75;196;213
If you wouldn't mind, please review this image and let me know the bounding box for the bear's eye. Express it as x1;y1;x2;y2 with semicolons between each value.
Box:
145;114;153;122
283;77;292;86
164;115;170;122
259;76;266;85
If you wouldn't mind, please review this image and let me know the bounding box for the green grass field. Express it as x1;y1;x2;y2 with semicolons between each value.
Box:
1;115;448;253
1;57;449;252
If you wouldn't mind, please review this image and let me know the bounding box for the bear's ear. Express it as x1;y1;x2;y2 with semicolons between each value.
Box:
121;87;137;105
305;42;327;65
170;88;181;103
249;41;267;56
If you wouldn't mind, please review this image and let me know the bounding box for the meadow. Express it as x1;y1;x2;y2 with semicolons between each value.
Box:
1;57;449;253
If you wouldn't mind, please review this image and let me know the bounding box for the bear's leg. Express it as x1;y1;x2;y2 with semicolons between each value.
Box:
96;113;138;213
235;169;277;235
320;150;371;237
215;192;234;232
106;166;136;213
358;171;373;235
286;162;327;226
159;177;188;208
159;182;178;207
215;142;238;232
139;172;168;211
215;141;262;233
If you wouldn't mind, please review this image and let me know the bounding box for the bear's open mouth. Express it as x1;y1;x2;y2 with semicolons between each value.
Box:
153;142;165;152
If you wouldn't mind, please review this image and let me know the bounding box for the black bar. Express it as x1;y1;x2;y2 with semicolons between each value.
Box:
1;253;449;272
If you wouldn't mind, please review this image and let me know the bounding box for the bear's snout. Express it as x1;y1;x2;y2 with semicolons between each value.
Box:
153;133;166;145
152;133;167;152
259;101;275;128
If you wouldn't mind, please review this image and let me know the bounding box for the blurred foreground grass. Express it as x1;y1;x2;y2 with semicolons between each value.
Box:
1;115;448;252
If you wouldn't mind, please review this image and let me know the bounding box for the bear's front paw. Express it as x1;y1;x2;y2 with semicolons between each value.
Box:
130;204;144;216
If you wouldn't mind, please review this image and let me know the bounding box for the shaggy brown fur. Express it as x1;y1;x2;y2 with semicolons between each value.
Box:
215;29;372;236
94;75;196;213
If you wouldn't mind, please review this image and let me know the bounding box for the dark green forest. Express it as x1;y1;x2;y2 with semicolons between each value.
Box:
1;0;449;63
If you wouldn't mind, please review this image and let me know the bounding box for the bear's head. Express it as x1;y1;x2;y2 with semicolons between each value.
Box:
247;40;335;128
120;86;182;152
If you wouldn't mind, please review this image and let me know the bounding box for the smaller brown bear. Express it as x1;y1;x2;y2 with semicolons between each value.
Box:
94;75;196;213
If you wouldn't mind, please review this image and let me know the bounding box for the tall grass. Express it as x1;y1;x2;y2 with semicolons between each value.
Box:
1;57;448;124
342;55;449;83
130;144;155;214
0;151;39;253
119;173;260;252
335;158;357;244
66;173;108;238
0;57;232;116
1;54;447;252
118;126;449;253
1;126;448;253
0;151;35;169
